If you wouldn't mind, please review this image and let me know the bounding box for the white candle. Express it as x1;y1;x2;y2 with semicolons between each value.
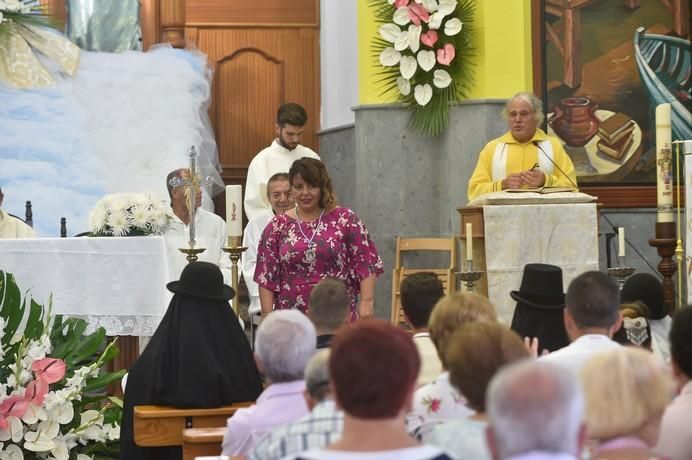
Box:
225;185;243;237
618;227;625;258
655;104;673;223
466;222;473;261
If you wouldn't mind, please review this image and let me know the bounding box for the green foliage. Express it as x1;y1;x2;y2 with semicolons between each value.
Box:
368;0;476;136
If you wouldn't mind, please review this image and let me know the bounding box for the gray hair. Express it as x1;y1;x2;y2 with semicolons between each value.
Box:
486;359;584;458
255;310;317;383
502;92;545;125
304;349;331;401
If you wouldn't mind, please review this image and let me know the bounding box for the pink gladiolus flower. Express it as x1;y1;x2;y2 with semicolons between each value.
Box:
31;357;67;384
436;43;456;65
394;0;410;7
24;379;49;406
408;3;430;26
421;30;438;47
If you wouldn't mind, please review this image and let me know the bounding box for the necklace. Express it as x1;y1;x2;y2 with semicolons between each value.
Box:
295;205;325;263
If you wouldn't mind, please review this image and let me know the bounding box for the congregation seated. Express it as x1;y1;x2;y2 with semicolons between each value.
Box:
287;320;454;459
120;262;263;460
539;271;622;375
221;310;316;456
621;273;672;362
581;347;673;459
510;263;570;353
428;322;529;459
407;292;497;441
656;307;692;459
485;360;586;460
400;272;444;386
248;349;344;460
612;301;652;350
0;187;36;239
307;278;351;349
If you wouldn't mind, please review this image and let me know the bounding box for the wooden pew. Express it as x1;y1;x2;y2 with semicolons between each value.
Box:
182;427;226;460
133;402;252;448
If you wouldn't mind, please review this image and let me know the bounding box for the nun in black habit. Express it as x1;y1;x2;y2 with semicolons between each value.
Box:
119;262;263;460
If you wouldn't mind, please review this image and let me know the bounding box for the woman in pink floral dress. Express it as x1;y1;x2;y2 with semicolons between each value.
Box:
255;158;383;321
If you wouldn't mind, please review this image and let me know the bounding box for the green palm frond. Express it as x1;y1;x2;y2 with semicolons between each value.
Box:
369;0;477;136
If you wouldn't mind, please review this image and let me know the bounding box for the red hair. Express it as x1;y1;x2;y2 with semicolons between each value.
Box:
329;320;420;419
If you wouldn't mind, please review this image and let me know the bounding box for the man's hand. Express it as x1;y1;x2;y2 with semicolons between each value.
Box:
502;173;524;190
520;170;546;188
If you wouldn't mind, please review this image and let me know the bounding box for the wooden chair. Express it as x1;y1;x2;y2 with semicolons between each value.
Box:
390;236;458;326
133;402;252;448
182;427;226;460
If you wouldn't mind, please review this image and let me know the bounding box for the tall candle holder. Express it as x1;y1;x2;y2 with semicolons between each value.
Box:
607;256;635;289
222;235;247;315
456;260;484;292
179;246;206;263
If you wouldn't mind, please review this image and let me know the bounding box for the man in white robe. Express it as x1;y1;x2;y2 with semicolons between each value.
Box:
163;169;232;283
0;188;36;239
244;103;319;220
242;173;293;315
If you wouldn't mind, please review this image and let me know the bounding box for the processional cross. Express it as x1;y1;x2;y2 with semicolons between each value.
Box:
168;146;212;262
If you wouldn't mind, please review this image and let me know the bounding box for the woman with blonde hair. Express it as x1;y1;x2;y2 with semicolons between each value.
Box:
406;292;497;441
581;347;673;459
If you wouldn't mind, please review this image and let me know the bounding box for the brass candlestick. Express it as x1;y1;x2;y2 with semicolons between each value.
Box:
179;246;206;263
456;260;484;292
607;256;635;289
222;235;247;315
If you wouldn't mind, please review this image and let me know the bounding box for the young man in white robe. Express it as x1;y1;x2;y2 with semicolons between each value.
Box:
244;103;319;220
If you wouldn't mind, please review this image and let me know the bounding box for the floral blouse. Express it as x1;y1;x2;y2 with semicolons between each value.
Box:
254;207;383;320
406;372;474;442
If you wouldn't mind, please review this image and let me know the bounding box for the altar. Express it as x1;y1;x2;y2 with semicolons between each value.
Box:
0;236;172;335
458;201;600;323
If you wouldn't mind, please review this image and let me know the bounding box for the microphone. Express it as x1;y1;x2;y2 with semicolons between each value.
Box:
532;141;579;191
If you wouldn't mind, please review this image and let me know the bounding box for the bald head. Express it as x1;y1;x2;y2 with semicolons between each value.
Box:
486;360;585;459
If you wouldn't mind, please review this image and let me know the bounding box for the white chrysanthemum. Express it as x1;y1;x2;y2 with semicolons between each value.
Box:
106;210;129;237
129;205;149;229
88;207;107;232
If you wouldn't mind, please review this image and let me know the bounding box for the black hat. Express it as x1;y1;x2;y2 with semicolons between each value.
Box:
510;263;565;309
167;261;235;301
621;273;666;320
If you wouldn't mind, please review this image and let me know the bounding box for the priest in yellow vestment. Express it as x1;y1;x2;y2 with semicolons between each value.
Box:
467;92;577;200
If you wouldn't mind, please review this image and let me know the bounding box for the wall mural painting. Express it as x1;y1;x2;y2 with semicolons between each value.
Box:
539;0;690;185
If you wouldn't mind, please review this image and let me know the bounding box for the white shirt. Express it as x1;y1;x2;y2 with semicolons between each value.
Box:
242;211;274;314
412;332;443;387
244;140;319;220
650;316;672;364
539;334;621;375
0;209;36;239
163;207;231;284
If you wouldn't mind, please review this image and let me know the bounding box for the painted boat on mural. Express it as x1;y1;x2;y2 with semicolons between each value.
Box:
633;26;691;141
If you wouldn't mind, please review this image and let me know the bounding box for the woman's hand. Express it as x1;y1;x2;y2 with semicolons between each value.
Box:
358;298;375;320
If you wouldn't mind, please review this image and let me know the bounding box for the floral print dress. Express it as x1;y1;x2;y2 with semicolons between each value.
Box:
254;207;383;320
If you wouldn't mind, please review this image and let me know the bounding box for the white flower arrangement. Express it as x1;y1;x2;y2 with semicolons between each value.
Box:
89;193;172;237
371;0;475;136
0;271;124;459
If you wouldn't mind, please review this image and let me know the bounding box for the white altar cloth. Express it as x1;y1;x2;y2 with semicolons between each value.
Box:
0;236;172;336
483;203;600;323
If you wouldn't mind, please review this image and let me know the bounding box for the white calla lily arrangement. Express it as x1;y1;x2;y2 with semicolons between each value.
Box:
371;0;475;136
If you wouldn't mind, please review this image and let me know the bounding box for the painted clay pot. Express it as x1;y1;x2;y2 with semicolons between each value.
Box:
549;97;599;147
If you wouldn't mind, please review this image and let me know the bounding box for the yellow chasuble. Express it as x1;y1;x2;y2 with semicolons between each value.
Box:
467;128;577;200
